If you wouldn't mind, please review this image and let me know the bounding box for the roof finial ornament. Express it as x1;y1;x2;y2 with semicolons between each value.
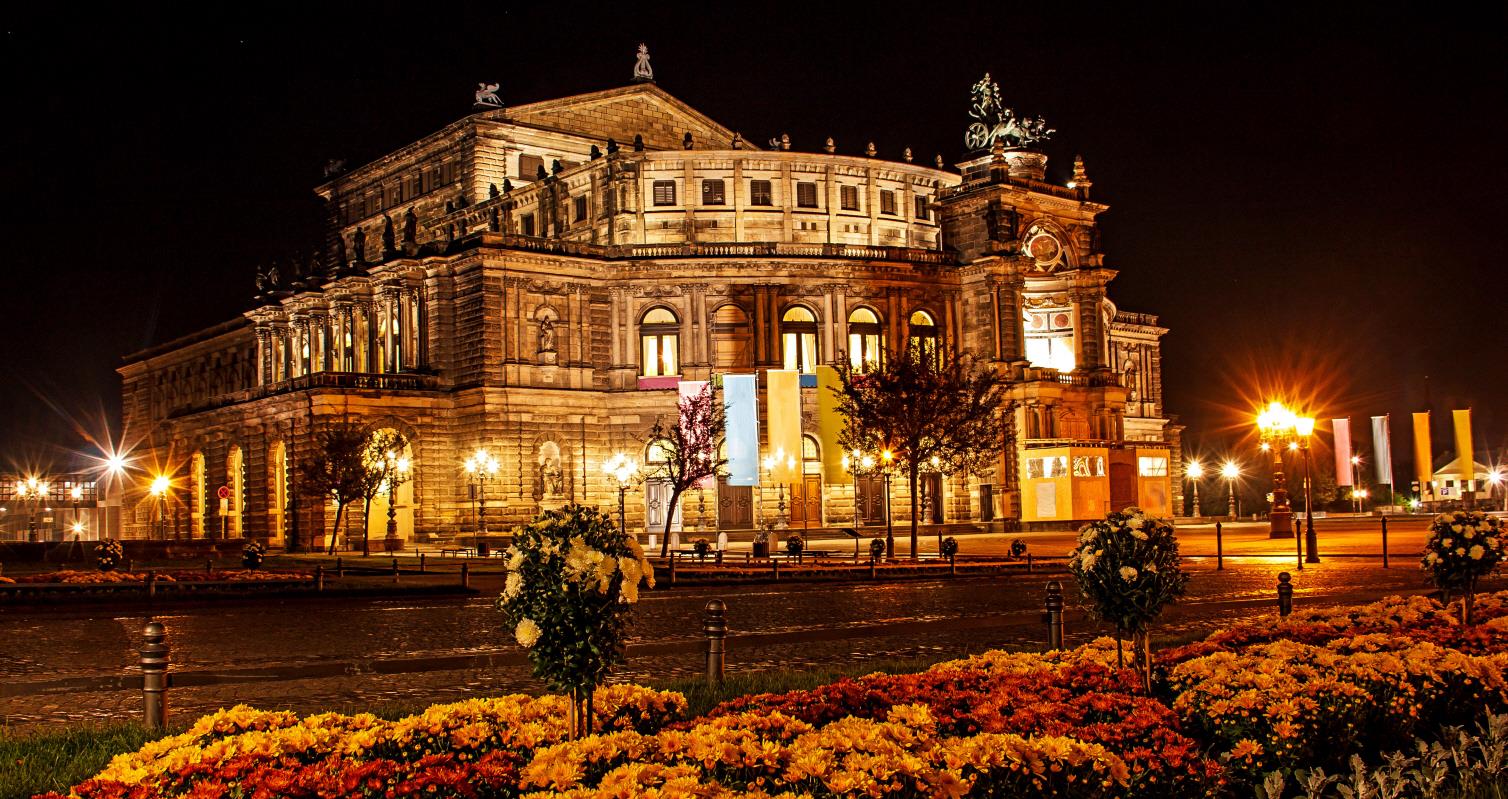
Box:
964;72;1054;152
865;141;877;157
731;132;743;150
824;137;835;154
683;131;694;150
779;133;791;151
633;43;654;82
633;134;645;152
474;82;503;109
935;154;945;170
903;147;913;163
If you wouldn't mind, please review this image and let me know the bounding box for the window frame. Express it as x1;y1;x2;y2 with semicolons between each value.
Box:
573;195;588;222
914;194;930;220
652;180;677;207
701;179;726;206
880;189;897;216
780;305;820;373
796;181;818;208
639;306;681;378
749;179;773;206
847;307;886;371
840;184;860;211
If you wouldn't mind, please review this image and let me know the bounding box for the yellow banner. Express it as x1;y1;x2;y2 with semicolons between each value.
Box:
1454;409;1475;483
765;370;803;483
1412;412;1433;489
815;365;847;482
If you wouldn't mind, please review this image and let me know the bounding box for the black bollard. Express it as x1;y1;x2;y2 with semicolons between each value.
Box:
419;553;426;574
669;554;677;586
314;565;324;592
1045;580;1065;651
704;599;727;684
1381;517;1390;569
1215;522;1224;570
205;557;212;573
392;558;400;583
772;559;779;581
337;557;344;578
145;571;157;598
1277;572;1293;617
1027;553;1034;572
140;621;169;730
460;561;470;589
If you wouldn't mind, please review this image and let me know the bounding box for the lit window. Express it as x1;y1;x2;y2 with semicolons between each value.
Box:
639;306;680;377
908;310;938;363
847;308;884;371
750;180;773;206
1138;456;1168;477
652;181;677;206
1023;308;1075;372
796;182;818;208
701;179;726;205
780;306;819;373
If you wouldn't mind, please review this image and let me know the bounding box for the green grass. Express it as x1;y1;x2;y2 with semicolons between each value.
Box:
0;721;180;799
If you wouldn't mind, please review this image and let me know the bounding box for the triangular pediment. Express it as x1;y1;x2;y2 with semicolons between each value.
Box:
500;83;752;151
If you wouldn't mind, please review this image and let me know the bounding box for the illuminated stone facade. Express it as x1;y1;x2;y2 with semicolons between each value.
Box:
117;82;1178;546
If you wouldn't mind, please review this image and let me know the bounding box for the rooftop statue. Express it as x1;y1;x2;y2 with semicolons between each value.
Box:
964;73;1055;152
474;82;503;108
633;43;654;82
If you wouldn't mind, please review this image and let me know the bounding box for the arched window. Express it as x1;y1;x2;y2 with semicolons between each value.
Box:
801;435;822;475
710;304;752;369
639;306;680;377
226;446;245;537
781;306;819;373
847;308;885;371
908;310;938;363
190;452;206;539
270;440;288;544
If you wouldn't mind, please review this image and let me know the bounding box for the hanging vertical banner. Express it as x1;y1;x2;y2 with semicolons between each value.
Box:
678;380;713;488
1371;415;1394;486
766;369;803;483
1454;409;1475;488
723;374;759;486
1332;418;1354;487
815;365;847;481
1412;412;1433;494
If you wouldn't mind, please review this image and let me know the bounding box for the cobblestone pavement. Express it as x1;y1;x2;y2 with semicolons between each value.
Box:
0;542;1476;733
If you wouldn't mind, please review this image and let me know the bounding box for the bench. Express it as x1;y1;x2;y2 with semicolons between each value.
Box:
439;547;475;558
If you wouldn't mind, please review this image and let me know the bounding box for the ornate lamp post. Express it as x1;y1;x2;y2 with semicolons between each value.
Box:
601;452;641;538
1256;402;1298;540
69;485;83;540
1185;460;1203;519
1220;460;1240;519
1349;456;1363;513
1295;416;1318;563
383;450;411;550
462;448;499;535
760;448;796;529
881;448;895;558
150;475;171;541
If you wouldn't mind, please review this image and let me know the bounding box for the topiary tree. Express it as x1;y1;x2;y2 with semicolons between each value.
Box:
495;503;656;737
1067;507;1189;691
1423;510;1505;623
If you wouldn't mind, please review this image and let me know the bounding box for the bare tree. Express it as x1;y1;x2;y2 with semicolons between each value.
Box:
643;384;727;558
359;429;410;557
298;423;380;555
832;344;1008;559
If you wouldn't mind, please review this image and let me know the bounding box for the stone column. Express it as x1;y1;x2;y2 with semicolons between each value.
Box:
1071;286;1106;371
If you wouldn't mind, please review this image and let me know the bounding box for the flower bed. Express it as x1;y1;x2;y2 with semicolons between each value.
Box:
41;590;1508;799
6;569;310;585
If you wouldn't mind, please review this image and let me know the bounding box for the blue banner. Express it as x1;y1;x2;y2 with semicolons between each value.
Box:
723;374;759;486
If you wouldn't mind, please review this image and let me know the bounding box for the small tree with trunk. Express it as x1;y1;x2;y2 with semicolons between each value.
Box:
833;344;1008;559
299;423;381;556
644;384;727;558
358;430;411;557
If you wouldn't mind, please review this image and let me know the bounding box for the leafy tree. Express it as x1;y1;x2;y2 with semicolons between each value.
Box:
643;383;726;557
298;423;377;555
359;429;411;557
833;344;1008;559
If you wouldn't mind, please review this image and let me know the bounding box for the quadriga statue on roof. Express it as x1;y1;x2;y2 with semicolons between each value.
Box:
964;73;1056;152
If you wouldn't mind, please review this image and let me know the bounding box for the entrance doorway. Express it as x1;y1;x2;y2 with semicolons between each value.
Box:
919;473;944;523
716;477;753;529
645;480;683;533
855;476;887;525
789;475;823;528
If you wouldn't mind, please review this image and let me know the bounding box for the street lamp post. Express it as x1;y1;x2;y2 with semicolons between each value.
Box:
1350;456;1363;513
1490;469;1507;512
70;485;83;540
602;453;641;539
1185;460;1203;519
1221;461;1240;519
463;449;499;536
760;448;796;530
1295;416;1318;563
150;475;170;541
383;451;410;551
881;449;895;559
1256;402;1297;540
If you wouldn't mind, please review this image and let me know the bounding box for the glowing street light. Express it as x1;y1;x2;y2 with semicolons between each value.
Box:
1255;401;1299;541
1220;460;1241;518
150;475;171;540
463;448;500;535
1185;460;1204;519
760;448;798;529
601;452;641;536
1490;468;1507;512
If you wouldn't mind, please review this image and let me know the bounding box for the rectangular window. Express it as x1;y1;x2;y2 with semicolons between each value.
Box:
914;194;930;220
840;185;859;211
749;179;773;206
1138;456;1169;477
701;179;726;205
880;189;896;215
573;196;588;222
520;213;535;237
652;180;677;206
518;154;544;180
782;332;818;373
796;181;818;208
641;334;679;377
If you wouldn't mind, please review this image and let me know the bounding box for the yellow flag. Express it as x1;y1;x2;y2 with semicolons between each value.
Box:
1412;412;1433;489
816;366;847;482
766;370;803;483
1454;409;1475;485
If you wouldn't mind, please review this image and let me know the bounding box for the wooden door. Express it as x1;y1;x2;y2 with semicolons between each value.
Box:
645;480;683;533
856;476;887;525
790;475;823;528
979;483;995;522
1109;462;1136;511
920;473;944;523
716;477;754;530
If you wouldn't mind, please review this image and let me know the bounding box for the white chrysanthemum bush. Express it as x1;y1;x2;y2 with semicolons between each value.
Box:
1067;507;1189;688
1423;510;1504;622
495;503;655;736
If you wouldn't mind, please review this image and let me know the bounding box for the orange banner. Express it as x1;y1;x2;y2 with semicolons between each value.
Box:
1412;412;1433;493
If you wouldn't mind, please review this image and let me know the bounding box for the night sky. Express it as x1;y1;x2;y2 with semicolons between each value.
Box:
2;3;1504;485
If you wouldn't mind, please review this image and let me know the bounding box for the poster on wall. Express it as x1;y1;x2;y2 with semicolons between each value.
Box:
1036;482;1057;518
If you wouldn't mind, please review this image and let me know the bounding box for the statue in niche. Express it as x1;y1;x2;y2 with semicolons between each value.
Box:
537;318;557;353
335;237;348;268
382;214;396;254
403;208;418;246
537;442;565;501
353;227;367;263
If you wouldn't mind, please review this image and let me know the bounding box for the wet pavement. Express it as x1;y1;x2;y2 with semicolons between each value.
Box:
0;554;1460;733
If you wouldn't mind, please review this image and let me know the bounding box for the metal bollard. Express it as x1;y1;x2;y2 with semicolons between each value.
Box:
1381;517;1390;568
949;553;957;576
314;565;324;592
419;553;426;573
704;599;727;684
205;557;213;573
460;561;470;589
1044;580;1065;651
392;558;400;583
1277;572;1293;617
125;558;133;573
1026;553;1034;572
715;550;724;566
870;557;878;579
1215;522;1224;570
337;557;344;578
772;559;779;581
140;621;169;730
145;571;157;598
669;554;677;586
1295;529;1304;572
